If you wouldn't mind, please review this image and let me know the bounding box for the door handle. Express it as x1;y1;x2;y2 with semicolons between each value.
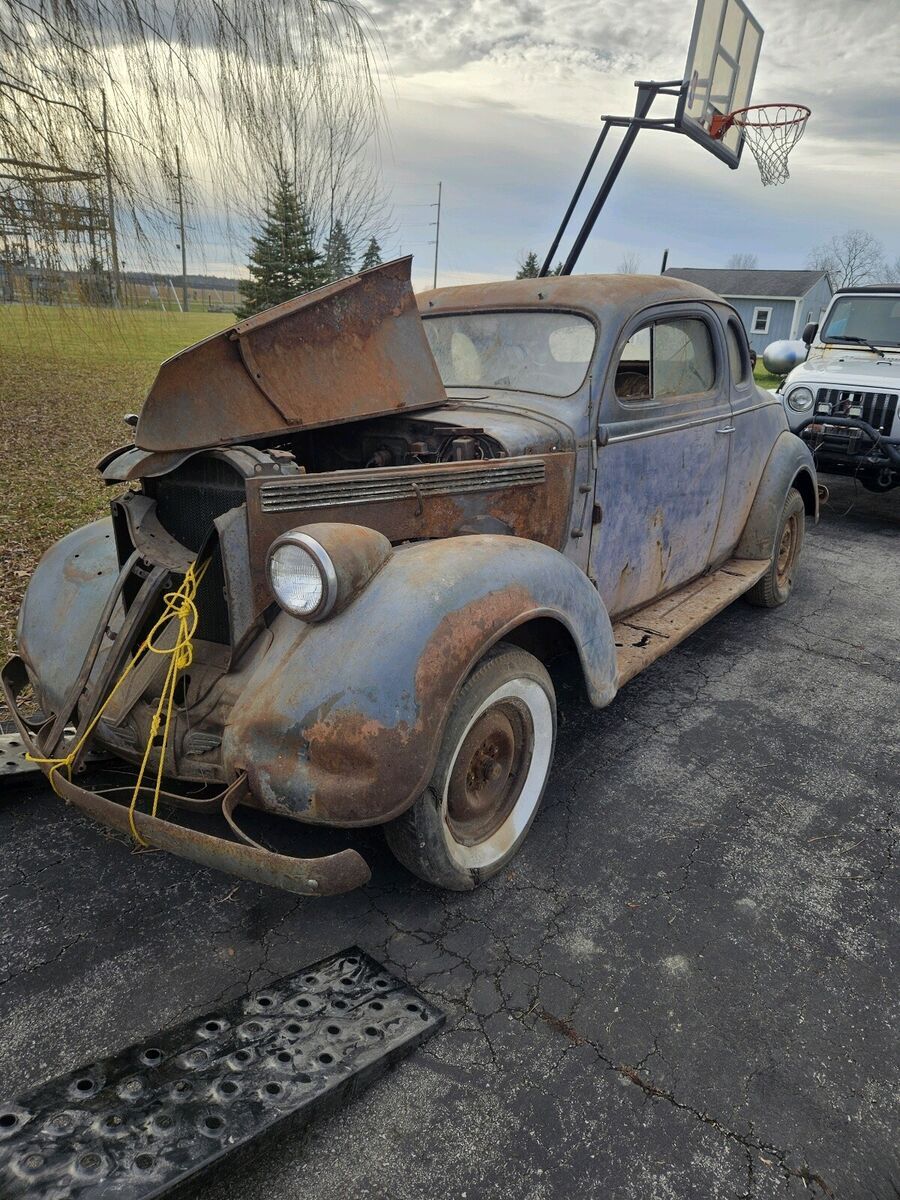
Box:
716;424;736;434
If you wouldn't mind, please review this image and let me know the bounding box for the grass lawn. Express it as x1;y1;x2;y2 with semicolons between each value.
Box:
0;308;789;669
754;364;783;390
0;306;232;667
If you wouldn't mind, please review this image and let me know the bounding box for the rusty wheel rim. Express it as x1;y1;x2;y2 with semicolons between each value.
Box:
446;701;533;847
776;512;800;588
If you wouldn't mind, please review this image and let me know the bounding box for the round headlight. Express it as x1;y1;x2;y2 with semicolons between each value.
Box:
267;533;337;620
787;386;814;412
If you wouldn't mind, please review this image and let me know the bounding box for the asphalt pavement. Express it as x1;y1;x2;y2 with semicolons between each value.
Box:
1;476;897;1200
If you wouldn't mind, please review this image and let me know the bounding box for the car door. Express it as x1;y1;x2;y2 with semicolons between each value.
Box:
589;305;731;618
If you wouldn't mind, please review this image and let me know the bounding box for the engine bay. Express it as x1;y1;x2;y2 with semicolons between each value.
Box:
256;414;506;475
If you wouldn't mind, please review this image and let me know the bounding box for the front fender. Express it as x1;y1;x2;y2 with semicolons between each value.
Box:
736;431;818;561
224;535;616;827
17;518;120;714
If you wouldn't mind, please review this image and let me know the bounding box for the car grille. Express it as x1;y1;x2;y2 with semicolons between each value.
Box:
258;460;545;513
814;388;898;436
144;456;247;645
148;456;247;551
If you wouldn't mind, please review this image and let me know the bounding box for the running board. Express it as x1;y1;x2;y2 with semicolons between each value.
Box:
0;949;443;1198
613;558;769;687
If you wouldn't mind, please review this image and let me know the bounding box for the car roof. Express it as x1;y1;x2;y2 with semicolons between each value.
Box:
416;273;721;324
831;286;900;296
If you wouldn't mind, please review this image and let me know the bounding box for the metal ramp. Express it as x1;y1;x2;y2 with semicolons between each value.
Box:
0;727;106;781
0;948;444;1198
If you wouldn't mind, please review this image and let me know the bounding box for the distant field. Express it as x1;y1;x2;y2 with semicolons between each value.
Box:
0;307;788;668
0;306;232;667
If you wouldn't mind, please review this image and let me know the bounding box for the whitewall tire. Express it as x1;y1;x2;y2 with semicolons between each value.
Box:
384;643;557;891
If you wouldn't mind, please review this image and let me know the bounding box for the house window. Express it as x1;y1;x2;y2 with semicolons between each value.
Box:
751;306;772;334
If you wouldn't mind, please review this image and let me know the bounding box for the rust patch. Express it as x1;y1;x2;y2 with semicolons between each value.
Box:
296;709;420;825
414;584;535;700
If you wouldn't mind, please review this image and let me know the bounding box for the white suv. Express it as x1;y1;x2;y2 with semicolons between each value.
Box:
780;287;900;492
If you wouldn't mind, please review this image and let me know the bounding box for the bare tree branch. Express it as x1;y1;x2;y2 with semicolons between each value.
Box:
726;252;758;270
616;250;641;274
808;229;886;289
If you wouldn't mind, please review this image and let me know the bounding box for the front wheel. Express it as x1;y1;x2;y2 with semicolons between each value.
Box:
745;486;805;608
860;473;896;494
384;644;557;891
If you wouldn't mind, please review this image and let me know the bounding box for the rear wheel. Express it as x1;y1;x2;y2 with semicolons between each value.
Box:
745;486;805;608
384;644;556;891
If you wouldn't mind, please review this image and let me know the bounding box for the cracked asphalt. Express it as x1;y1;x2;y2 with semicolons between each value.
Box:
1;476;897;1200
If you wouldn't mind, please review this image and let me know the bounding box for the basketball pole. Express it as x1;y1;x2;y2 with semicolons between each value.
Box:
545;79;687;277
539;124;612;277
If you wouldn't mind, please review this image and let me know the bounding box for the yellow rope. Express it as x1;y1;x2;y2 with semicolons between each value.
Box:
27;559;209;845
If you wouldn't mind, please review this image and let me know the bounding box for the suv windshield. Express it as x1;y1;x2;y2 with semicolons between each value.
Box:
423;311;596;397
820;294;900;348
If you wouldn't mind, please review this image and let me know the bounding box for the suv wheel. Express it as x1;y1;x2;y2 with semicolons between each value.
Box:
746;486;805;608
384;644;556;891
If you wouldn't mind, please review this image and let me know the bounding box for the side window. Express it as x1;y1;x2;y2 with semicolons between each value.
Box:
725;319;750;385
615;318;716;401
614;326;651;399
653;318;716;398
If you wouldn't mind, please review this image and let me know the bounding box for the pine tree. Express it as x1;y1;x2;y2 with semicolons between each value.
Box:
359;236;382;271
323;218;354;281
516;251;540;278
237;167;327;318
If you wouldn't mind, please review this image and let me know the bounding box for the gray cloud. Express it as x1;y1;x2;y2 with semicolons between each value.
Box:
370;0;900;284
369;0;900;151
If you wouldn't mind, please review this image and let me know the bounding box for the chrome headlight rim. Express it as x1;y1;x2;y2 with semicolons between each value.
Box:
787;386;815;413
266;531;338;621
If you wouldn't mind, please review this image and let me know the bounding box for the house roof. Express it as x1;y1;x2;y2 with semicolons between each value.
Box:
663;267;829;299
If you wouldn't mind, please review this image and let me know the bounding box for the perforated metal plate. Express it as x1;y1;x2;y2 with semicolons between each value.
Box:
0;948;443;1198
0;731;33;778
0;730;107;781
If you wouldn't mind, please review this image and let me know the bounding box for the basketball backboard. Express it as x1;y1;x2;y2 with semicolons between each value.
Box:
675;0;764;168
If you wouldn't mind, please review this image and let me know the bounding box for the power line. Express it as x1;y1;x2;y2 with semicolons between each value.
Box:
430;181;442;289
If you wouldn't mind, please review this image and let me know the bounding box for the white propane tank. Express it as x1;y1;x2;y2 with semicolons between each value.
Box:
763;339;808;376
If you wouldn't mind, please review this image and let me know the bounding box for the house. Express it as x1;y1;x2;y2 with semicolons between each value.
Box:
662;268;833;354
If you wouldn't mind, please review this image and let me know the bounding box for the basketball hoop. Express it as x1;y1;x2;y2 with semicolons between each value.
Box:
711;104;811;186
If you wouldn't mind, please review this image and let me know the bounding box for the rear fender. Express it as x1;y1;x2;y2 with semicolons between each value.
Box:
224;534;616;827
736;431;818;561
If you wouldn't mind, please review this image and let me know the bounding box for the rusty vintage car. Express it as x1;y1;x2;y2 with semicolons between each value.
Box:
2;259;817;895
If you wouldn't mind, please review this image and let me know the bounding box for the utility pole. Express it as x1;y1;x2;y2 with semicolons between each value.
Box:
100;90;120;306
430;181;442;289
175;145;188;314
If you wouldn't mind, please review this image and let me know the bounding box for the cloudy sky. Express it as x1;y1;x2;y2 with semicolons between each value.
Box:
363;0;900;289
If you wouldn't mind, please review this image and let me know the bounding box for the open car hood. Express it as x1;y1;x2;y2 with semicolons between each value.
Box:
135;257;447;452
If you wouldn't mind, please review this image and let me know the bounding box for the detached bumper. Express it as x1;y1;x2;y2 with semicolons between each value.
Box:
1;654;371;897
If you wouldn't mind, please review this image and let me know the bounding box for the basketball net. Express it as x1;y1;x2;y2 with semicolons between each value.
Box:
725;104;811;186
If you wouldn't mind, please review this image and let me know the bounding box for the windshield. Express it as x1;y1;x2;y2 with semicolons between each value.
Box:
820;295;900;348
423;311;596;397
